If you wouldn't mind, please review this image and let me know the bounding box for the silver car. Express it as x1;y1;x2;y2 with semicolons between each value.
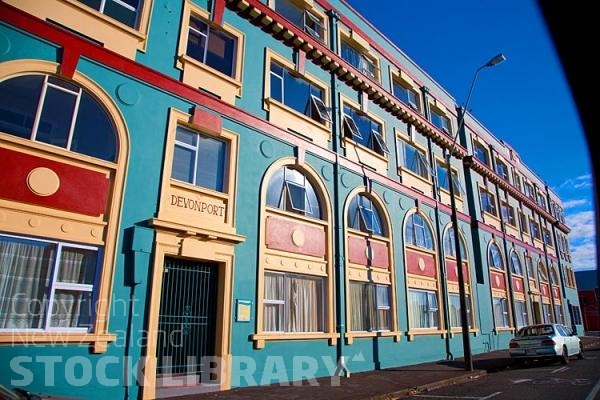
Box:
508;323;584;365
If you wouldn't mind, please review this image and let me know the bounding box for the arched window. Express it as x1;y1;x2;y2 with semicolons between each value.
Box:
550;265;559;285
0;75;117;162
443;227;466;259
510;251;522;275
266;166;322;219
405;212;434;250
538;262;549;282
488;243;504;270
347;194;384;236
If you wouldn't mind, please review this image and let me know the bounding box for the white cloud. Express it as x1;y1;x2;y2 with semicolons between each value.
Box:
565;210;596;241
571;241;598;271
562;199;588;209
557;174;593;190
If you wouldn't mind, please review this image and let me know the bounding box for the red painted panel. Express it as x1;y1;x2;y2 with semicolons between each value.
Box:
445;259;469;283
212;0;225;26
265;216;325;258
490;271;506;290
295;50;306;75
552;286;560;299
512;276;525;294
369;240;389;269
540;283;549;297
0;147;109;216
192;106;222;135
59;47;80;79
348;235;368;266
406;249;436;278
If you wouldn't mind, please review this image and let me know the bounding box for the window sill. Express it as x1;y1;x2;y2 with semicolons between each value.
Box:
0;331;117;353
342;137;388;174
264;97;330;147
493;327;515;335
6;0;149;59
399;167;432;196
178;54;242;105
406;329;446;341
448;328;479;338
345;330;401;344
251;332;339;349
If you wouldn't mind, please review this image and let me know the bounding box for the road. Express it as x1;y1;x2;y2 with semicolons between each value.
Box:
403;348;600;400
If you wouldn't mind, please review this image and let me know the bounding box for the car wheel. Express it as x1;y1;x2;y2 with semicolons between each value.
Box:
560;346;569;365
577;343;585;360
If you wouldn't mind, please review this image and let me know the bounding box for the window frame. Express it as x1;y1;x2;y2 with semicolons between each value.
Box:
501;201;516;227
342;103;387;156
473;139;490;167
392;77;422;113
430;106;452;135
479;187;498;217
408;289;440;330
436;158;461;197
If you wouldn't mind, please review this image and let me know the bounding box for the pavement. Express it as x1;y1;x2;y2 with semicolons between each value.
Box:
171;335;600;400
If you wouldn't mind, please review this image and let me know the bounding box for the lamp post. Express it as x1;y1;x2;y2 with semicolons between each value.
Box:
446;53;506;371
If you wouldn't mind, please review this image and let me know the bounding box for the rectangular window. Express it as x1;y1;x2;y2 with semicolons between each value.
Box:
514;300;528;329
495;159;509;181
187;15;238;78
408;289;439;329
543;228;553;247
269;62;331;124
0;234;99;331
572;306;582;325
542;303;552;323
263;271;324;333
513;172;522;191
398;139;430;179
530;218;541;240
519;211;529;234
479;188;497;216
436;160;461;196
343;105;387;155
448;294;472;328
78;0;141;28
554;305;564;324
340;41;378;80
536;193;547;210
473;141;490;166
524;182;534;199
430;108;451;134
349;282;390;332
392;80;421;112
273;0;325;41
493;297;510;328
525;256;535;279
172;125;228;192
501;201;516;226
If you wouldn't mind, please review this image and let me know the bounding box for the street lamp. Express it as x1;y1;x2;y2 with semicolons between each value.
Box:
446;53;506;371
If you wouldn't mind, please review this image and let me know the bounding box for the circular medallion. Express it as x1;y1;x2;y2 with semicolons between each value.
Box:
116;83;140;105
418;258;426;271
0;32;10;56
321;165;332;181
259;140;273;158
27;167;60;196
291;228;305;247
495;275;501;287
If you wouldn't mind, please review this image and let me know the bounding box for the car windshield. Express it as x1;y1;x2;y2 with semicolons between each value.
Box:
517;325;555;337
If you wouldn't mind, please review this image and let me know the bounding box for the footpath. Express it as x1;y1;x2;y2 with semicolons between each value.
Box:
173;335;600;400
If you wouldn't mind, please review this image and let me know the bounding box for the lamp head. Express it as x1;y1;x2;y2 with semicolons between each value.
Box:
485;53;506;67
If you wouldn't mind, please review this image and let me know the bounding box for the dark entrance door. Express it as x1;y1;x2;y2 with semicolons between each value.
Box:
156;257;218;380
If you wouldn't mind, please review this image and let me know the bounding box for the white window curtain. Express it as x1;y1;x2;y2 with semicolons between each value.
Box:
349;282;390;332
448;294;472;328
409;289;439;329
0;235;98;331
493;297;510;328
542;303;552;323
514;300;528;329
263;272;323;333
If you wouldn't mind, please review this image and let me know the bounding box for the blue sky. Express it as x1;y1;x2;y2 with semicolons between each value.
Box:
344;0;596;271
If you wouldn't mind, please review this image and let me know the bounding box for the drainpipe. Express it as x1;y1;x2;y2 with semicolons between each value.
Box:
327;8;349;377
423;87;453;361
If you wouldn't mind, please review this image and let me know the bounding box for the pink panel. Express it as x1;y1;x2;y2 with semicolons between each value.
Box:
348;235;368;266
512;277;525;294
370;240;389;269
406;249;436;278
265;217;325;257
490;271;506;290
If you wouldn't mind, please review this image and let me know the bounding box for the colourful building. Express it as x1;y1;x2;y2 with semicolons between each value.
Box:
0;0;582;399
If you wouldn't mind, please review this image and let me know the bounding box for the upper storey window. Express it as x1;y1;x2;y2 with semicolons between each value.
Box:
0;75;117;162
488;243;504;270
269;62;331;124
341;41;379;81
495;158;509;181
272;0;325;41
430;107;451;135
342;105;388;155
392;80;421;113
187;16;238;78
266;166;322;220
473;140;490;167
172;126;228;193
77;0;142;28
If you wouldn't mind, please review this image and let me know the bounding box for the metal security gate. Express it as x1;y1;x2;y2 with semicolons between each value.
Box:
156;257;218;379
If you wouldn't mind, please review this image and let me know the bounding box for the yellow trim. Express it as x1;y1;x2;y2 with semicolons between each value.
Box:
253;158;337;348
337;27;380;82
5;0;153;58
345;331;401;345
395;133;432;194
389;68;422;113
268;0;329;46
156;108;240;239
177;1;245;104
340;94;388;174
435;156;465;211
263;49;331;146
407;329;447;341
0;60;129;350
141;230;235;399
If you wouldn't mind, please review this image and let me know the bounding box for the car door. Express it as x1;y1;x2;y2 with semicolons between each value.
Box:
559;325;577;355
